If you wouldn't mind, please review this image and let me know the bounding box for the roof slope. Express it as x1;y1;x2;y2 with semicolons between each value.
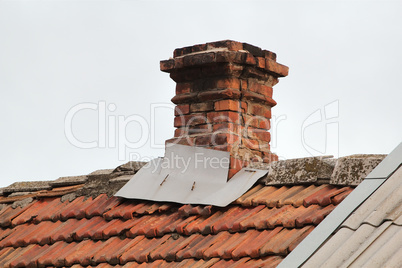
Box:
301;165;402;268
0;161;355;267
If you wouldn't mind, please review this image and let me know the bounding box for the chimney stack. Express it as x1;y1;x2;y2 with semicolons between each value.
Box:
161;40;288;178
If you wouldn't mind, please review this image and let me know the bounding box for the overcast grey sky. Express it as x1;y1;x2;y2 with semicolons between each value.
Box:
1;1;401;187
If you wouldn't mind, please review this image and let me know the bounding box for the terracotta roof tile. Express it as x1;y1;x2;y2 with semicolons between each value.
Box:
279;184;322;207
164;234;201;261
37;241;71;267
0;203;33;228
234;184;264;205
303;184;336;206
0;246;28;268
0;172;355;267
332;186;353;205
50;218;81;243
60;196;94;221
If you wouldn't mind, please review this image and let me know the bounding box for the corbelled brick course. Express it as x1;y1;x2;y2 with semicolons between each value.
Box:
161;40;289;178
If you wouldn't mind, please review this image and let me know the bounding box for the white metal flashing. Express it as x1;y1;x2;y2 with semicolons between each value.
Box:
115;143;268;207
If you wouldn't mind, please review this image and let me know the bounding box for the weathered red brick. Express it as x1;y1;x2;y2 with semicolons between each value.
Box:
160;59;175;72
248;81;273;98
202;63;244;77
173;46;192;58
175;104;190;116
212;133;240;146
259;118;270;130
241;79;247;90
188;124;212;135
259;140;271;152
263;50;277;61
176;83;192;95
174;114;208;128
242;42;263;57
265;58;289;77
214;100;240;112
256;57;266;69
212;123;242;134
244;53;256;65
204;77;240;91
262;152;278;163
174;57;184;69
207;111;241;124
241;102;248;113
242;90;277;107
212;144;233;152
215;51;241;64
195;135;213;146
190;102;214;113
174;128;187;137
198;89;241;102
183;52;215;67
192;43;208;53
242;138;260;150
248;103;272;118
171;93;197;104
243;115;260;129
207;40;243;51
170;67;203;82
248;127;271;142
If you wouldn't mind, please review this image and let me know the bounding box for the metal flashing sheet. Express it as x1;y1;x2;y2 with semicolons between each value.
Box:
115;143;267;207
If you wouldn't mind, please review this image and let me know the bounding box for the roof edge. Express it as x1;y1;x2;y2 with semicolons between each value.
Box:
278;142;402;268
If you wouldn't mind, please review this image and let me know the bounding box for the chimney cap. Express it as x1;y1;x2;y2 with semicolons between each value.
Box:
173;40;277;61
161;40;288;77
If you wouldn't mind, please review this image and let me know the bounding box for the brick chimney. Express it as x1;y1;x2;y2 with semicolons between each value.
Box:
161;40;288;178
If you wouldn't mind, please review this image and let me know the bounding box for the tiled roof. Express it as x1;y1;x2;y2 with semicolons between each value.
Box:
0;156;380;267
301;163;402;267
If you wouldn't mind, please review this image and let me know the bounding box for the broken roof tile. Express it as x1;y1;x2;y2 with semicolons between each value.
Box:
2;181;52;195
330;154;386;185
263;156;335;185
50;175;88;187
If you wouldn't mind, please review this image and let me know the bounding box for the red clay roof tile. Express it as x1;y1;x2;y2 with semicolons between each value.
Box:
332;186;353;205
0;203;33;228
36;184;84;198
108;236;145;265
202;231;232;259
165;234;201;261
60;196;95;221
34;198;69;222
50;218;81;243
84;193;110;217
10;244;45;267
0;179;354;267
234;184;264;206
196;211;224;235
37;241;71;267
285;184;327;207
303;184;335;206
73;216;106;240
0;247;15;267
0;228;13;243
240;185;277;207
102;218;137;239
1;246;28;268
